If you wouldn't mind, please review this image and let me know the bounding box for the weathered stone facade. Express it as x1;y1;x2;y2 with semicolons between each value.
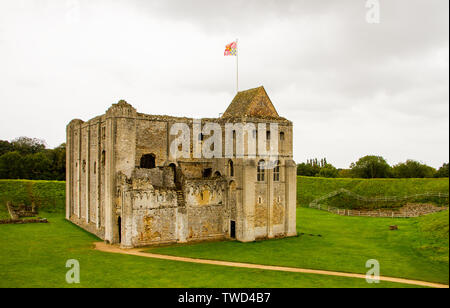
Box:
66;86;297;247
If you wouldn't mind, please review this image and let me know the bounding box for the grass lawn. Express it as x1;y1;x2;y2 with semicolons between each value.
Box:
0;213;419;288
148;208;449;285
1;178;447;287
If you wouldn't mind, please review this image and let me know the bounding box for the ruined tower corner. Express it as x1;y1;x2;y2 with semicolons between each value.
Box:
67;119;84;129
106;99;137;117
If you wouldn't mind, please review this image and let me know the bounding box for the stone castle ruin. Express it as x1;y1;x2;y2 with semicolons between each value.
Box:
66;86;297;248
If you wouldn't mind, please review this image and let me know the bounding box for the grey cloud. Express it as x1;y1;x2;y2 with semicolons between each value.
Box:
0;0;448;168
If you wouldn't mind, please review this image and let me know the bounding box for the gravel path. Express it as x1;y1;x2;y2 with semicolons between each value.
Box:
94;242;449;288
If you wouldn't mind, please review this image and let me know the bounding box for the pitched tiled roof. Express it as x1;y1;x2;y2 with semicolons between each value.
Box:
222;86;280;119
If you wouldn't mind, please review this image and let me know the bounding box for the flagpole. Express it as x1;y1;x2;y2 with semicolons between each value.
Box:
236;38;239;93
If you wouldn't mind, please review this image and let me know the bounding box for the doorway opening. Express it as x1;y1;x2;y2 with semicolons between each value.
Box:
169;163;177;183
140;154;156;169
230;220;236;239
118;216;122;243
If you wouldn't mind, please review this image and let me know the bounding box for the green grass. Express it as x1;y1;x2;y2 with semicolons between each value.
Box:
0;213;416;288
0;178;448;287
148;208;449;285
297;176;449;207
0;180;65;219
416;211;449;262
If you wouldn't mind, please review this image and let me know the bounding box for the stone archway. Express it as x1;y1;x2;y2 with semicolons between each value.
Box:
140;154;156;169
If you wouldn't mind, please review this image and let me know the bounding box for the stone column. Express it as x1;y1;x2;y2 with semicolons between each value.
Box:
85;125;90;224
96;121;101;229
267;166;274;238
177;206;188;243
104;116;115;243
285;160;297;237
65;125;72;220
77;125;82;218
238;159;255;242
121;190;133;248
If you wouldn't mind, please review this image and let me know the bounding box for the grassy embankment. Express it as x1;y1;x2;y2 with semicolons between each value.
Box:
297;176;449;209
0;179;65;219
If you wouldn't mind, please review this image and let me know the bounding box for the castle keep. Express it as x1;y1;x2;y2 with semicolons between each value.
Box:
66;86;297;248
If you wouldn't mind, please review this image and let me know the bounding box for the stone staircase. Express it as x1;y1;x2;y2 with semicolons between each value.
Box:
176;190;186;207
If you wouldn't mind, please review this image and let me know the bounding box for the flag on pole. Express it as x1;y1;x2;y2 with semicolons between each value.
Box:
224;40;239;93
224;41;237;56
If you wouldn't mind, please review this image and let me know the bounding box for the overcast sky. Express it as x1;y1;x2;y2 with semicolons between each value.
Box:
0;0;448;168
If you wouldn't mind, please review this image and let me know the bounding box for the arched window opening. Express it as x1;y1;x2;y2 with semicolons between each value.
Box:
214;171;222;177
279;132;285;141
140;154;156;169
229;160;234;177
273;160;280;182
257;160;265;182
169;163;177;183
101;151;106;167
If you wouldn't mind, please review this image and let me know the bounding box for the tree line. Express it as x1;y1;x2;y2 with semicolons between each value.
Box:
0;137;65;181
297;155;449;179
0;137;448;180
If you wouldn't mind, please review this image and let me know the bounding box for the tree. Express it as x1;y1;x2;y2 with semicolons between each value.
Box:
350;155;391;178
11;137;46;155
0;140;13;156
297;163;316;176
22;152;53;180
318;164;339;178
337;169;353;178
392;160;436;178
46;143;66;180
297;158;336;177
0;151;24;179
435;163;449;178
0;138;65;180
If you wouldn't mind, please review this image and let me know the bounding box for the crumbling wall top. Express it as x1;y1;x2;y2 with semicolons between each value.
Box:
106;100;137;118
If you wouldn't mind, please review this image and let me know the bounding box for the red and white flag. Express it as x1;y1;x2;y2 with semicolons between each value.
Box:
224;41;237;56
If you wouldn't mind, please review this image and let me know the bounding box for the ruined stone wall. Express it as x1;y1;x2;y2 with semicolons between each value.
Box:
100;122;106;228
254;182;268;238
252;159;288;239
89;123;99;223
132;167;176;189
184;179;227;241
128;187;179;246
66;117;107;240
179;162;210;179
115;117;137;178
79;126;87;221
136;119;169;168
119;174;229;247
272;182;286;235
